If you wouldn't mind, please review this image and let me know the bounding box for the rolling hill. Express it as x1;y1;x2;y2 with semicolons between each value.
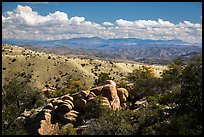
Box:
2;43;167;90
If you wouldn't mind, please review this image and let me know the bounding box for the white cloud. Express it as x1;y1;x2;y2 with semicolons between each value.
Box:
157;18;174;27
2;5;69;26
115;19;134;27
102;22;113;26
2;5;202;43
70;16;85;25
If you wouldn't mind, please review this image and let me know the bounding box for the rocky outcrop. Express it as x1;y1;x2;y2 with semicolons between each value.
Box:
23;94;78;135
21;80;129;135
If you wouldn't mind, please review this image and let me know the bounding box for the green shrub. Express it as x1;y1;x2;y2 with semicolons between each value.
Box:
94;72;111;86
2;73;46;135
57;124;77;135
82;109;138;135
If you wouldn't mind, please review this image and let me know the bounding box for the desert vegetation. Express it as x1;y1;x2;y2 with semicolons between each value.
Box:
2;44;202;135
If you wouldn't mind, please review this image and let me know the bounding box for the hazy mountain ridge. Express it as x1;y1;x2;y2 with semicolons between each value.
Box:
2;37;202;65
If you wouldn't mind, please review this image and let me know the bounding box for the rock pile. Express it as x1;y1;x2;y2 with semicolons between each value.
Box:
20;80;129;135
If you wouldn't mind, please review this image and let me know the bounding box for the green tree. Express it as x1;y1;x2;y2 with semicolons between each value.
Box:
126;66;159;100
2;73;46;135
178;55;202;120
94;72;111;86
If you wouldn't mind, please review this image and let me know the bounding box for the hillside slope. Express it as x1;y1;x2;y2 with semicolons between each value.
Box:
2;44;167;90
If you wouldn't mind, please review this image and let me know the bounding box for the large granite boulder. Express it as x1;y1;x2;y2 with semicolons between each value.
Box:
28;110;59;135
101;84;120;110
101;84;117;101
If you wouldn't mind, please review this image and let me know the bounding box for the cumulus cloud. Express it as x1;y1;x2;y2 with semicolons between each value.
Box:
115;19;134;27
70;16;85;25
2;5;69;26
2;5;202;43
102;22;114;26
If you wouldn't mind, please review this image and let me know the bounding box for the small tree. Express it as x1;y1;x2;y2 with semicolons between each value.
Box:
126;66;157;100
94;72;111;86
2;73;46;135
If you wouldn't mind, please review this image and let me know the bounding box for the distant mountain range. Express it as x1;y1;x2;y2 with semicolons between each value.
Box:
2;37;202;64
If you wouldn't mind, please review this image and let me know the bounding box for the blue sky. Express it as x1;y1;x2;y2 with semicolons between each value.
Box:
2;2;202;24
2;2;202;43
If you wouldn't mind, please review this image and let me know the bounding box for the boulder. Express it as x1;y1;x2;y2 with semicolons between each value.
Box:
63;99;74;108
90;86;103;96
87;92;97;101
73;98;87;111
56;103;73;112
101;84;121;110
28;110;59;135
110;96;121;110
52;99;64;106
100;97;111;108
80;90;90;98
117;88;129;103
60;95;74;102
101;84;117;101
43;103;54;110
57;110;78;124
105;80;116;86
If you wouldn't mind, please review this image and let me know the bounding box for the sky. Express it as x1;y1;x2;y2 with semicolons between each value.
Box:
2;2;202;43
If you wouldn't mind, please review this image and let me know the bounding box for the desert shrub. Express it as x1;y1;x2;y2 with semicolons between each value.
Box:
81;95;108;120
116;80;129;88
127;66;154;82
57;124;77;135
94;72;111;86
56;78;61;82
11;58;16;62
126;66;160;100
82;108;138;135
47;79;86;98
81;63;86;67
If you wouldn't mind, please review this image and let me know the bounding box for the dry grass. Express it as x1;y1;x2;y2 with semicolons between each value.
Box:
2;44;168;90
